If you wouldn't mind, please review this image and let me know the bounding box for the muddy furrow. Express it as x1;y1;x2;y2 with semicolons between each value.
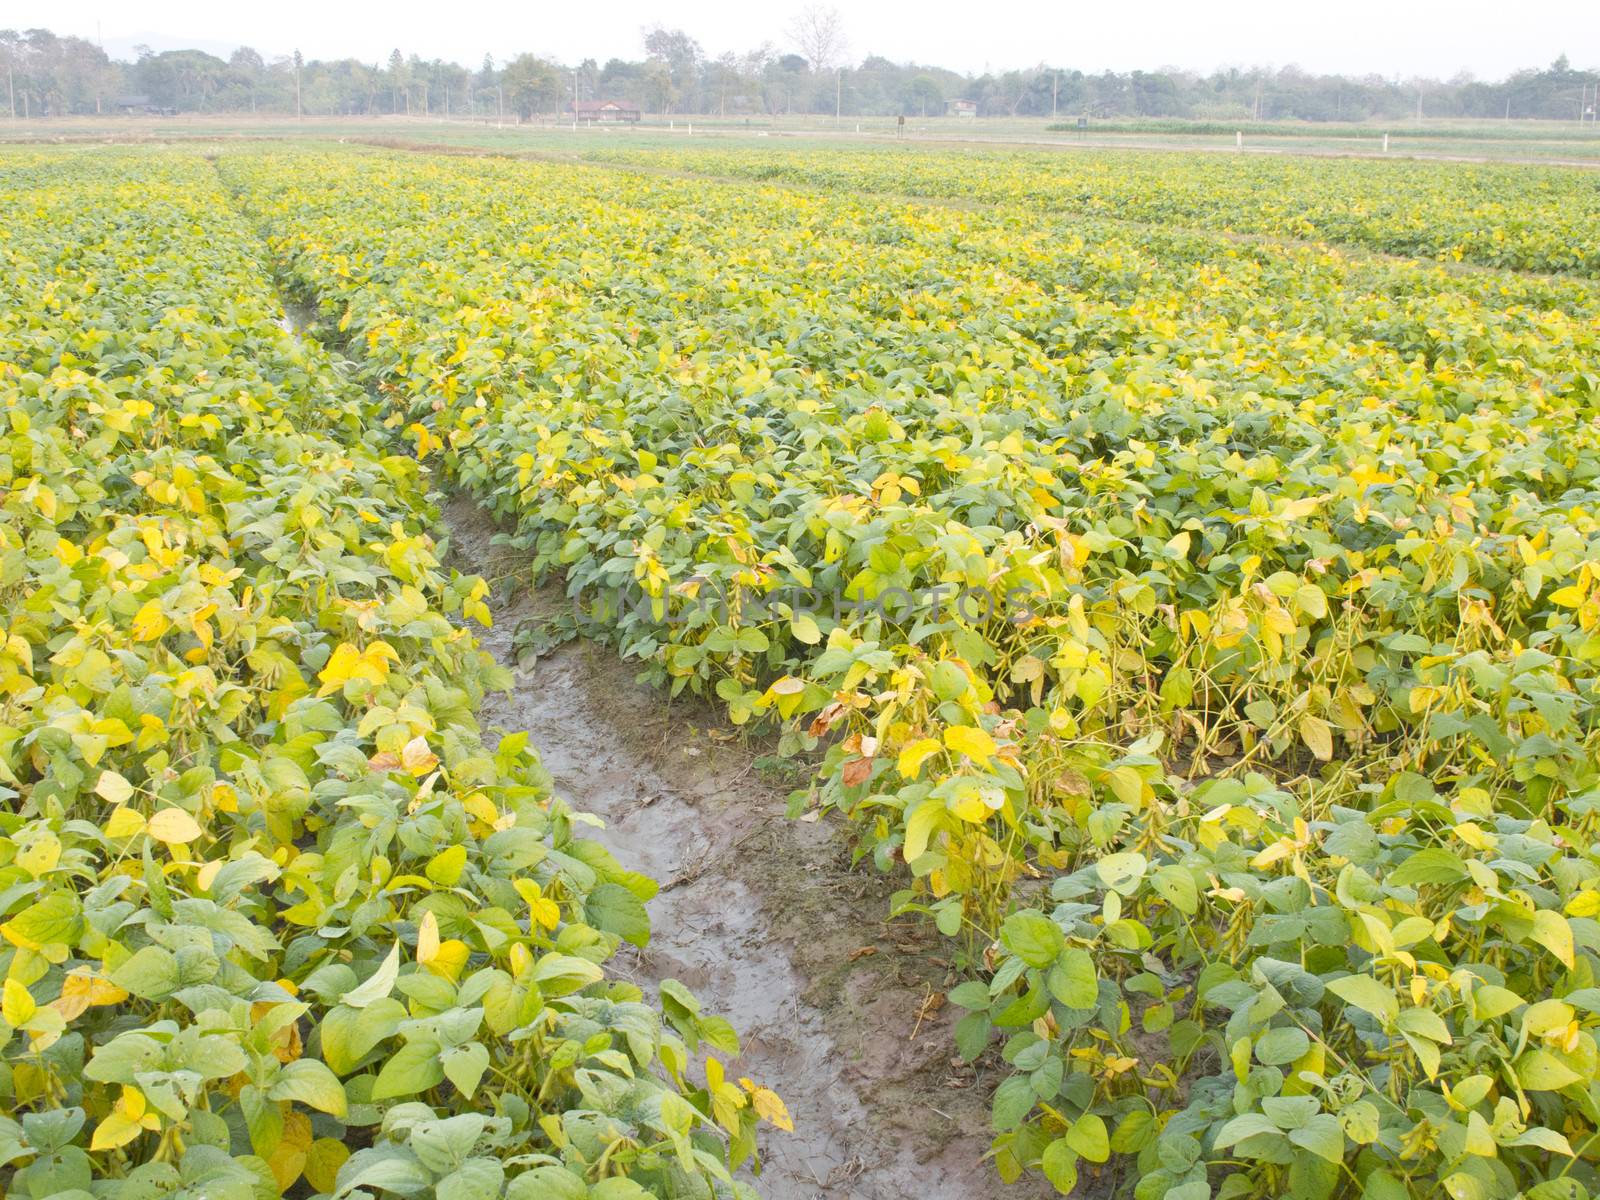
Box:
444;500;1040;1200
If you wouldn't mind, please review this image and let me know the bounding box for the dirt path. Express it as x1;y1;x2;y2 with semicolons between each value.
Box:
444;500;1041;1200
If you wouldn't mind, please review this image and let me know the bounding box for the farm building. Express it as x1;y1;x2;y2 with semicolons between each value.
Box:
947;98;978;117
113;94;169;115
566;100;642;124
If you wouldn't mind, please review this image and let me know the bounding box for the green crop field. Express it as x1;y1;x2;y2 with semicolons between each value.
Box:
3;136;1600;1200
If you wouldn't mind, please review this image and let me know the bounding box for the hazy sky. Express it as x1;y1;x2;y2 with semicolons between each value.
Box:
19;0;1600;79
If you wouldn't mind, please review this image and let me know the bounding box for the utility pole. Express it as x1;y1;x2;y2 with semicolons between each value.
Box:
496;84;503;128
1052;72;1058;119
445;85;450;119
7;64;14;120
294;50;303;120
836;67;842;122
573;69;578;129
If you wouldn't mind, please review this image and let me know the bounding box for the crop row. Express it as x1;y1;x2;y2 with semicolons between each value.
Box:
220;144;1600;1200
574;142;1600;279
0;149;779;1200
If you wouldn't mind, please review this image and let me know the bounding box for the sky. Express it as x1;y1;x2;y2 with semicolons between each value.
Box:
17;0;1600;79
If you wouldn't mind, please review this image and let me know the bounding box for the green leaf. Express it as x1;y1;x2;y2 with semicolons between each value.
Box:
1385;848;1468;888
1254;1025;1310;1065
1287;1113;1346;1164
1361;1170;1411;1200
411;1113;487;1173
109;945;180;1001
1213;1112;1282;1149
1471;984;1525;1021
438;1158;506;1200
1338;1100;1380;1144
84;1033;164;1085
1040;1137;1078;1194
585;882;651;947
1;893;82;951
1047;949;1098;1009
990;1074;1035;1132
441;1043;490;1099
1152;865;1198;914
1094;851;1147;895
531;953;605;996
1325;973;1399;1023
319;997;405;1076
1516;1048;1584;1092
790;613;822;645
267;1059;348;1117
370;1039;446;1100
1065;1113;1109;1163
344;942;402;1009
1000;910;1063;968
334;1147;433;1195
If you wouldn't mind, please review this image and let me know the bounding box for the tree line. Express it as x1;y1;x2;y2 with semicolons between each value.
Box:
3;20;1598;122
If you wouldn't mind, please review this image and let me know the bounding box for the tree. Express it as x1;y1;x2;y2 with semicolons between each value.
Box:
905;73;943;118
228;47;264;112
500;53;559;119
477;54;497;117
132;48;228;112
387;49;405;114
642;26;702;112
786;6;846;73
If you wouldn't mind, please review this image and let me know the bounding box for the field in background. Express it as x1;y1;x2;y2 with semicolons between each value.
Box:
6;110;1600;163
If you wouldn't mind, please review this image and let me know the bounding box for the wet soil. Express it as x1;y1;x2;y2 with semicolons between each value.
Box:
442;498;1046;1200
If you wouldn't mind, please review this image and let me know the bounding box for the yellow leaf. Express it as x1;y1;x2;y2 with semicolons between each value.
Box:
91;1087;156;1151
740;1079;794;1132
425;844;467;887
90;1111;145;1152
131;599;169;642
400;735;439;776
305;1138;350;1193
416;909;440;965
424;939;470;981
1531;910;1575;970
947;782;991;823
316;641;397;698
17;835;60;879
3;979;35;1026
94;771;135;805
104;807;148;839
51;971;127;1022
897;737;944;780
943;725;997;765
147;807;203;845
268;1110;313;1192
1298;714;1334;762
